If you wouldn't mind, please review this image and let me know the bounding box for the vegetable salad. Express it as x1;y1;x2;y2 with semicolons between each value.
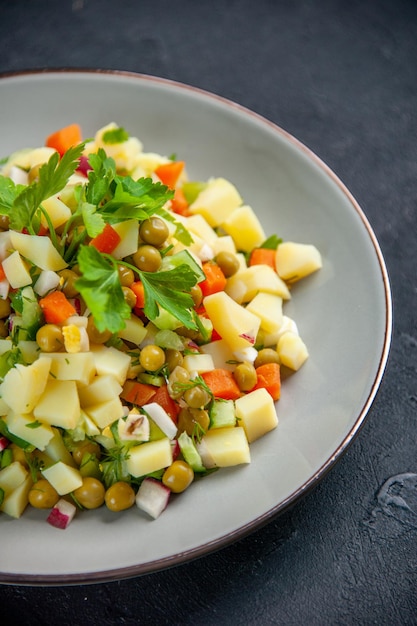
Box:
0;123;322;527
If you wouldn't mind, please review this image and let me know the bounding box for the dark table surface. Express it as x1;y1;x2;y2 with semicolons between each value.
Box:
0;0;416;624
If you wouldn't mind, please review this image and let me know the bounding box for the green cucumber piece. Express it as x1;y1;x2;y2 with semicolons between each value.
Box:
178;431;205;472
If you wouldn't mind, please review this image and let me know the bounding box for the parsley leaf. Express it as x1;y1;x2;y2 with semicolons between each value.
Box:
85;149;116;205
9;143;85;232
75;245;131;333
0;177;25;215
100;177;173;220
140;266;198;329
102;127;129;144
260;234;283;250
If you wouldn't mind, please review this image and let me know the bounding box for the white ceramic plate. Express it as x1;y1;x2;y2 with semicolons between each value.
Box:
0;70;392;585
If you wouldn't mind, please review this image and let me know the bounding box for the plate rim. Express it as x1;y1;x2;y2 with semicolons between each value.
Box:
0;68;393;585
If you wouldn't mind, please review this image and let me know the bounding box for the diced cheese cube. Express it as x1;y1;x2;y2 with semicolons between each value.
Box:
235;387;278;443
42;461;83;495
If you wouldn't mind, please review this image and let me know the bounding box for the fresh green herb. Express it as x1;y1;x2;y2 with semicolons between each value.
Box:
75;246;131;333
24;452;45;483
260;234;283;250
100;445;132;488
102;127;129;144
25;420;42;429
85;149;116;206
0;487;4;506
0;448;13;468
171;374;213;402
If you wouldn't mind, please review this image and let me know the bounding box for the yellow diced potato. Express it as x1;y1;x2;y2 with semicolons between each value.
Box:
78;374;122;408
221;205;266;252
84;397;125;430
277;332;309;370
41;195;72;230
34;379;80;430
2;250;32;288
0;357;51;414
112;220;140;259
182;353;215;374
246;292;283;334
90;345;131;385
9;231;67;272
0;474;33;518
197;427;250;468
39;352;95;386
126;438;173;478
44;427;76;466
117;314;148;345
203;291;261;352
210;235;237;256
225;265;291;303
42;461;83;495
185;214;218;244
275;242;322;283
235;387;278;443
0;461;28;497
189;177;243;227
17;340;40;364
6;412;55;450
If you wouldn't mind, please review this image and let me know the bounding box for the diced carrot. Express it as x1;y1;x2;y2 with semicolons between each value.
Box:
199;262;227;297
0;265;6;282
39;291;77;324
201;369;241;400
131;280;145;310
152;384;180;423
121;380;157;406
170;187;190;216
249;247;276;269
89;223;121;254
154;161;185;189
253;362;281;401
45;123;83;156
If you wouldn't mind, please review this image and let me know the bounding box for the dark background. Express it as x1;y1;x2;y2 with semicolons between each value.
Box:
1;0;416;624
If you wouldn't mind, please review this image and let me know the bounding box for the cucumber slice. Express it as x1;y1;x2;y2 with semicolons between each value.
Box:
177;431;205;472
209;399;237;429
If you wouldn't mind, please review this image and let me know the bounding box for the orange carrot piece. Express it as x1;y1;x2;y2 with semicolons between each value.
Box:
249;248;276;269
202;369;241;400
171;187;190;216
131;280;145;309
45;123;83;156
39;291;77;324
121;380;157;406
0;264;7;282
199;262;227;297
154;161;185;189
253;362;281;401
89;223;121;254
152;384;180;423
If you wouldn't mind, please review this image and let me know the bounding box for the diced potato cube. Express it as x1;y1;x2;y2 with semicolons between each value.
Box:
275;242;322;283
78;374;122;408
182;353;215;374
41;195;72;230
39;352;95;385
17;340;40;364
189;178;242;227
42;461;83;495
185;214;218;244
0;357;52;415
6;412;55;450
197;427;250;467
204;291;260;352
0;461;28;498
246;292;283;334
112;220;140;259
33;269;61;297
117;314;147;345
210;235;237;256
221;205;266;252
2;250;32;288
44;427;76;466
0;474;33;518
9;231;67;271
126;438;173;477
225;265;291;303
277;332;309;370
34;379;80;430
84;397;125;430
90;345;131;385
235;387;278;443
